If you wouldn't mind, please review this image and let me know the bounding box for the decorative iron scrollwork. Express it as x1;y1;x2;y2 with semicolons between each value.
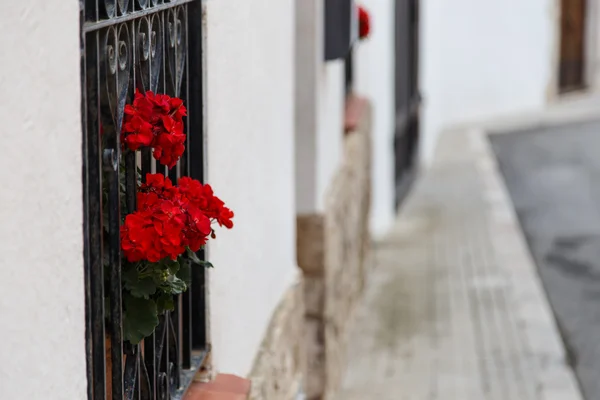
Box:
137;15;163;93
166;7;186;96
102;24;130;136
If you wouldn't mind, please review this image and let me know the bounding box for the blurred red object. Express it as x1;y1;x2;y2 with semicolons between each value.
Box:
358;5;370;39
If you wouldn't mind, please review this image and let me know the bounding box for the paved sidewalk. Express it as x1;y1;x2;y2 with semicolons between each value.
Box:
336;130;582;400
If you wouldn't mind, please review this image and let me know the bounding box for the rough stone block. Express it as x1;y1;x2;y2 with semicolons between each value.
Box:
248;280;306;400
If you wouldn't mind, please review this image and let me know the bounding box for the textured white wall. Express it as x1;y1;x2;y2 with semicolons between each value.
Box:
585;0;600;91
421;0;557;163
355;0;395;238
0;2;87;399
295;0;345;214
205;0;298;376
316;61;345;212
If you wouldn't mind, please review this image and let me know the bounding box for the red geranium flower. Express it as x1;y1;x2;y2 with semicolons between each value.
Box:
121;90;188;169
122;115;153;150
153;116;186;168
178;177;235;229
121;174;232;262
120;204;186;263
358;6;370;39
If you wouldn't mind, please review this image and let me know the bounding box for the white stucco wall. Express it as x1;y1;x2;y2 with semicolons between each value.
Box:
355;0;396;238
316;61;345;212
421;0;557;163
295;0;345;215
205;0;298;376
0;2;87;399
585;0;600;91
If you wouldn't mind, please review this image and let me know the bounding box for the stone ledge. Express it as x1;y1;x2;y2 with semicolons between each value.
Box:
299;98;372;400
247;279;306;400
297;214;325;277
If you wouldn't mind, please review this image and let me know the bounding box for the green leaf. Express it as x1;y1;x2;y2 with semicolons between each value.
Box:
122;265;138;287
176;260;192;286
165;275;187;294
123;265;157;299
156;293;175;313
123;296;159;344
186;248;214;268
186;248;203;264
129;277;157;298
167;260;180;275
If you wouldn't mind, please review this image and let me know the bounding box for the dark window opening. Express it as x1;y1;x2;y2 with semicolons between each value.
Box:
325;0;353;61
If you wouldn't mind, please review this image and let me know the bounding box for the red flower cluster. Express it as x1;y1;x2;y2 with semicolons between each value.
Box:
121;174;234;263
122;90;187;168
178;177;235;229
358;6;370;39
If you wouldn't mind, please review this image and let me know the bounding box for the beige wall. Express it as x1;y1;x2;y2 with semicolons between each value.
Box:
0;1;87;399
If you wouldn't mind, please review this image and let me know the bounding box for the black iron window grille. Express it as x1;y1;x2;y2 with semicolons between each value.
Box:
80;0;207;399
344;48;354;96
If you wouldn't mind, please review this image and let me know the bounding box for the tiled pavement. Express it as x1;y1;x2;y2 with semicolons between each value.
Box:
336;130;582;400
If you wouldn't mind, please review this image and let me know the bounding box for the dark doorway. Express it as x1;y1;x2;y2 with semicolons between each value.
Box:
394;0;420;209
559;0;587;92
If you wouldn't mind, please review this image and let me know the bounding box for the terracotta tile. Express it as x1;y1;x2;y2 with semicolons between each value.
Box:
213;374;251;394
184;374;250;400
344;94;367;133
184;382;206;399
186;389;246;400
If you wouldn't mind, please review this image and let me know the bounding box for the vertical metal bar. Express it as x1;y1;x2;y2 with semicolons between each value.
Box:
344;48;353;96
80;0;96;398
187;1;203;184
165;7;182;384
124;153;137;212
167;164;178;183
140;104;157;398
176;4;193;371
123;345;138;400
165;312;171;396
181;291;191;369
141;149;152;181
161;10;167;110
106;148;124;399
191;266;206;349
137;15;156;387
187;0;206;351
155;319;166;399
144;333;157;399
171;300;182;387
86;29;107;400
136;345;142;400
173;294;182;370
